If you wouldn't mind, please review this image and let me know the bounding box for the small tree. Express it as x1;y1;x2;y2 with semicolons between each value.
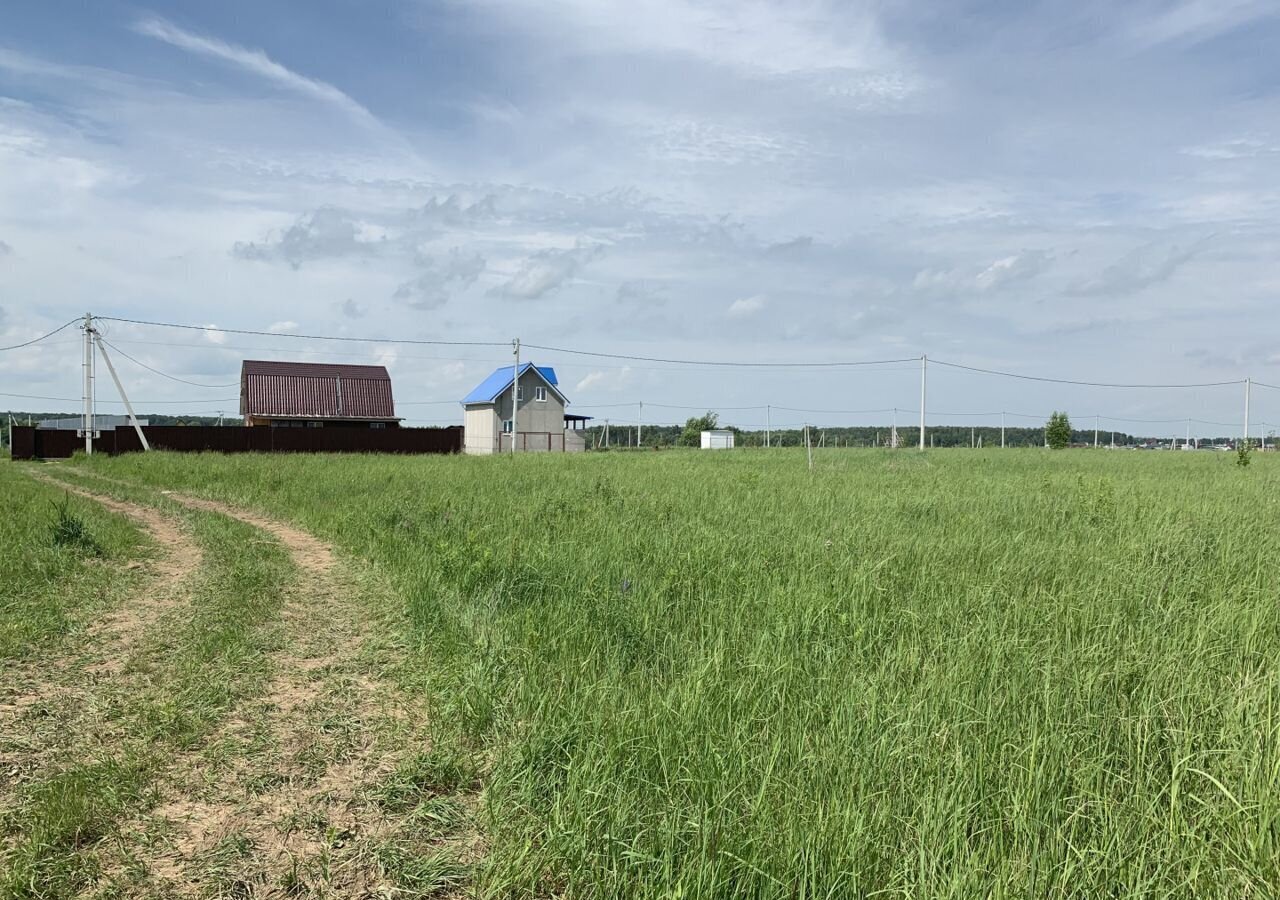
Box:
1237;439;1254;467
679;411;719;447
1045;411;1072;449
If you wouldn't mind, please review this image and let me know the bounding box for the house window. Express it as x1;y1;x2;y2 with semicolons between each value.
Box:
370;422;386;429
535;386;547;402
516;385;524;401
307;421;324;428
503;419;513;433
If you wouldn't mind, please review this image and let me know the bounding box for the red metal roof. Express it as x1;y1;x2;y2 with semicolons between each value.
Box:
240;360;397;419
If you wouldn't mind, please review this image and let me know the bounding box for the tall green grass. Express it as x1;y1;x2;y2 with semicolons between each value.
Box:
1;468;294;899
0;465;146;661
87;449;1280;897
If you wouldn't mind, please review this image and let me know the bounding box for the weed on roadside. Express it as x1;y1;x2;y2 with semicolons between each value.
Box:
50;495;104;557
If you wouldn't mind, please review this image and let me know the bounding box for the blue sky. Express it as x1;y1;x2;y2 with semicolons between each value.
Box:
2;0;1279;433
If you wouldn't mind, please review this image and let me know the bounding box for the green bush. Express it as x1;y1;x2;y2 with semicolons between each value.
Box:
1045;411;1072;449
1237;440;1254;467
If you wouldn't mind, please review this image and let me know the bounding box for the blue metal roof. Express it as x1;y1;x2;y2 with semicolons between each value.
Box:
462;363;563;405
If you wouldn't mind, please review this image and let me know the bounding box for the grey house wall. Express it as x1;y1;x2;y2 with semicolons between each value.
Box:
493;369;566;434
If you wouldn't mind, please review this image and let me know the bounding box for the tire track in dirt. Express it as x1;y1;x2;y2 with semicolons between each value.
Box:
163;492;334;574
4;470;201;698
1;469;203;821
129;490;472;897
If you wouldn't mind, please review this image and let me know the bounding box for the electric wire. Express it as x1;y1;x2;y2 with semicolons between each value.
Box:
97;316;509;348
523;342;919;368
0;318;82;352
0;391;238;404
99;338;239;388
931;357;1245;389
92;316;1273;386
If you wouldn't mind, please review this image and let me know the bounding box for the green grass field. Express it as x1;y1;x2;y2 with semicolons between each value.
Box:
0;467;147;662
5;448;1280;897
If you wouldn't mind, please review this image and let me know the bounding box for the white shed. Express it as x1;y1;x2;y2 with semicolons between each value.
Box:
700;429;735;449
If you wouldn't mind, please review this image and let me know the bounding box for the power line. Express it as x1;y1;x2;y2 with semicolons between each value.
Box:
105;319;920;369
107;336;512;368
0;391;237;404
97;316;509;348
772;406;897;415
523;342;920;368
103;336;906;376
0;318;81;352
98;316;1266;385
641;402;767;411
99;338;239;388
1098;415;1184;425
932;358;1245;389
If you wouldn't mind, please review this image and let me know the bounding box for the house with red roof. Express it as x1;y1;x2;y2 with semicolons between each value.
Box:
239;360;401;429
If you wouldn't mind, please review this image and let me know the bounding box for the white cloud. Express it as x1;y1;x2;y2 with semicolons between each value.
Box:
973;250;1054;292
575;366;633;392
494;243;604;300
394;249;485;310
1182;137;1280;160
1127;0;1278;48
233;208;376;269
647;118;814;167
133;17;378;125
465;0;910;87
728;295;766;317
267;320;298;333
914;250;1053;295
373;345;397;370
1070;240;1209;296
202;324;227;345
437;361;467;382
617;280;666;305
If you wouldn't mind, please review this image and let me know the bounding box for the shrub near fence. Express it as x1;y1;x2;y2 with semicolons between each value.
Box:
9;425;463;460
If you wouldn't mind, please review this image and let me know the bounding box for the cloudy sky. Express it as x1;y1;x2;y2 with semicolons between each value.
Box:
2;0;1279;433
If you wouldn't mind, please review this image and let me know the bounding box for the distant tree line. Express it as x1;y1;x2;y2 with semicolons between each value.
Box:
581;412;1243;450
582;422;1148;449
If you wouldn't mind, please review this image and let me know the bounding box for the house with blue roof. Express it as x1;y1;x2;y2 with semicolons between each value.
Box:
461;362;588;454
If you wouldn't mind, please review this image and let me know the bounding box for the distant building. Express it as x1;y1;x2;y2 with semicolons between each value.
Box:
240;360;400;428
701;429;735;450
37;415;149;431
461;362;587;454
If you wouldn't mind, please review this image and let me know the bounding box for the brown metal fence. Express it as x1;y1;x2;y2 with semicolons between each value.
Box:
9;425;462;460
499;432;565;452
